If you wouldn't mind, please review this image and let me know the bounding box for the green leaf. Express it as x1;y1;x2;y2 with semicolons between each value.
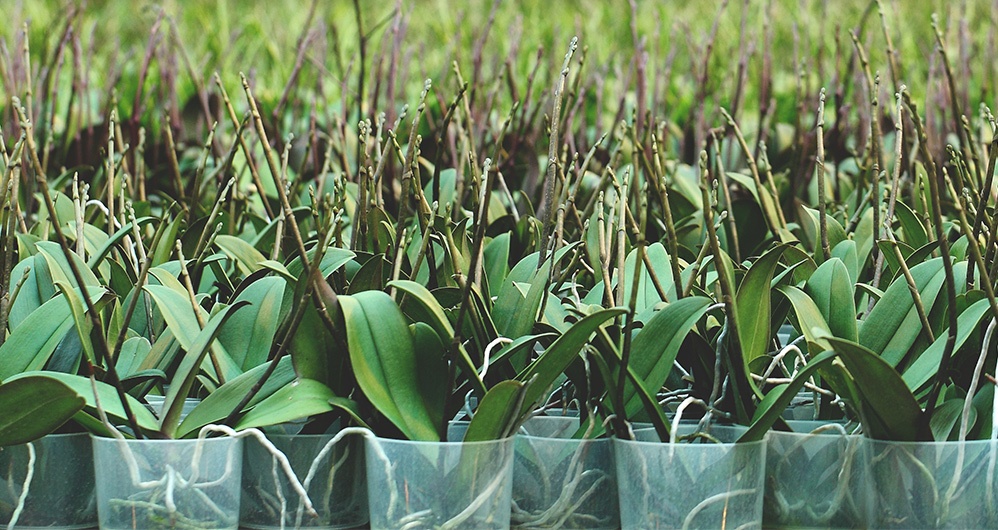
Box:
34;241;101;289
53;281;102;367
144;284;240;383
860;258;946;367
623;296;711;418
86;216;157;269
494;258;551;339
116;337;153;377
613;243;678;313
929;399;972;442
151;214;185;266
341;290;443;441
735;244;787;395
4;371;159;434
215;234;267;276
804;258;857;342
217;276;286;370
177;356;296;438
903;298;992;392
0;288;105;380
775;285;832;347
389;280;486;396
286;247;356;279
463;380;526;442
739;350;838;442
161;300;250;437
516;308;627;417
895;201;928;248
821;335;921;440
0;376;85;446
234;379;335;431
8;254;54;330
483;233;512;295
830;240;859;286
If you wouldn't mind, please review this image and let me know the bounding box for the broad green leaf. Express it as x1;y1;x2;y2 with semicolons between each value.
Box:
116;337;153;377
735;244;787;394
623;296;711;418
151;214;185;266
821;335;921;440
0;376;85;446
410;322;448;435
144;284;240;383
895;201;928;248
612;243;678;313
4;371;159;433
389;279;486;396
217;276;285;370
234;379;335;431
798;205;847;257
804;258;857;342
493;258;551;339
286;247;356;279
161;300;250;437
740;350;838;442
860;258;946;366
34;241;100;288
516;308;627;417
8;254;54;330
463;380;526;442
903;298;992;392
341;290;443;441
259;260;295;281
775;285;832;348
483;233;512;295
53;281;102;367
0;288;106;380
929;399;972;442
215;234;267;276
830;240;859;285
177;356;296;438
86;216;157;269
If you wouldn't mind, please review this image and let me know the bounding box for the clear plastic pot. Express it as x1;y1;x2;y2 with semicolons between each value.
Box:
92;435;242;530
241;433;367;529
512;416;618;529
764;422;867;528
614;425;765;530
0;433;97;529
365;435;514;529
865;438;998;529
144;395;202;422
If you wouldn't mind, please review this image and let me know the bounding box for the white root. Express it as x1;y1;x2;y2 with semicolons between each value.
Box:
6;442;35;530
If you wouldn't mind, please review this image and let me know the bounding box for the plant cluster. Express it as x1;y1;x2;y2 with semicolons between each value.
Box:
1;0;998;527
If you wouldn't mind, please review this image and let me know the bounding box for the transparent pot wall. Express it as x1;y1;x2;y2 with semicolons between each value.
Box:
764;423;867;529
615;426;765;530
365;436;514;530
92;436;243;530
240;433;368;529
866;438;998;529
512;416;618;529
0;433;97;529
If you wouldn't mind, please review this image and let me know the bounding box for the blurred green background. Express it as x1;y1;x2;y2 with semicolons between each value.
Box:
1;0;996;133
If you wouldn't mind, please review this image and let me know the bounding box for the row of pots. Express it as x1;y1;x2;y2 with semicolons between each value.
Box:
1;416;996;529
